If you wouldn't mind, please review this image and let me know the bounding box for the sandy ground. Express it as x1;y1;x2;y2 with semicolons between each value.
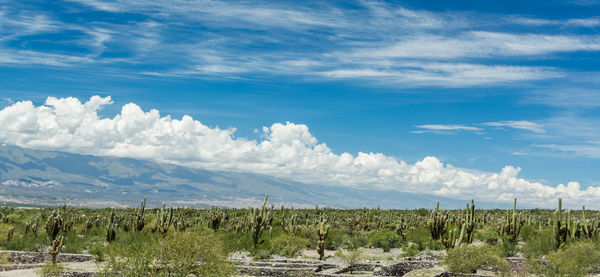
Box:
0;261;99;277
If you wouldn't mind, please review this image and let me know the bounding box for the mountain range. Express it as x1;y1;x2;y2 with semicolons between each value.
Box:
0;145;466;209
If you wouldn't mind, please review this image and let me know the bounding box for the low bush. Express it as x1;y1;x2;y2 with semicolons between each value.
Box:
523;228;555;259
252;249;272;260
445;244;508;274
340;248;363;274
405;226;444;251
270;234;309;258
325;229;348;250
100;228;234;277
367;230;400;252
38;263;65;277
544;242;600;277
401;243;420;257
498;236;517;257
519;225;537;242
473;226;499;245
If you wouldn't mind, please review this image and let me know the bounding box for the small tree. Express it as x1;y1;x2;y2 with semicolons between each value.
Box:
342;248;363;274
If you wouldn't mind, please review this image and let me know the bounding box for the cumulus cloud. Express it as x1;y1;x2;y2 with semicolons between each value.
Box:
0;96;597;208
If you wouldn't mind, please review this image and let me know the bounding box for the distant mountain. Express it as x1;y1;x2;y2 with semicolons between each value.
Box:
0;145;466;209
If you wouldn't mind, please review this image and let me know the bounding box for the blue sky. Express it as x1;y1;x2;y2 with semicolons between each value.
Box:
1;0;600;206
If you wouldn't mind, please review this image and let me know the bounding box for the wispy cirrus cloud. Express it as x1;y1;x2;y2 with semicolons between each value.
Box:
511;16;600;27
413;120;545;135
481;120;546;133
0;0;598;87
524;88;600;108
412;124;482;134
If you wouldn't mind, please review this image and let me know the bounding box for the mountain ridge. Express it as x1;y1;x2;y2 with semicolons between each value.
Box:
0;145;469;209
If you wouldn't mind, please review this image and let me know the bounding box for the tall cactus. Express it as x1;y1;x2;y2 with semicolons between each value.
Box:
499;198;522;242
554;198;569;248
317;216;329;260
49;235;64;265
45;210;63;241
250;195;271;248
25;216;38;236
464;199;475;243
282;214;301;235
106;209;117;242
6;227;14;243
134;198;146;232
427;202;448;241
155;203;174;235
581;205;598;239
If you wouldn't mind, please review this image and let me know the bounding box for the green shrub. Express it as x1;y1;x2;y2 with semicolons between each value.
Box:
38;263;65;277
100;228;233;277
544;242;600;277
367;230;400;252
401;243;420;257
252;249;272;260
405;226;443;251
325;229;348;250
473;226;499;245
445;244;509;274
498;236;517;257
88;243;106;262
519;225;537;242
270;234;309;258
345;235;368;250
523;228;555;259
340;248;363;274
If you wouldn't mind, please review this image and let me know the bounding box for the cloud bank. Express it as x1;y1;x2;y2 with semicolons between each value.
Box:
0;96;597;208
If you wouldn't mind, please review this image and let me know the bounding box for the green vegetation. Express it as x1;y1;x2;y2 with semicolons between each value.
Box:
545;242;600;276
100;228;233;277
0;196;598;275
38;263;65;277
336;248;363;274
445;244;508;273
270;234;309;257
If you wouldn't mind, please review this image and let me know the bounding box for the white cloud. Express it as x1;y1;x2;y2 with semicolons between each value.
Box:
536;144;600;158
321;63;558;86
525;88;600;108
412;124;482;134
511;16;600;27
482;120;546;133
347;32;600;60
0;95;597;208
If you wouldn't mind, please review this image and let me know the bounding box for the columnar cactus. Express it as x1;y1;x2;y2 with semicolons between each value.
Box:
208;207;229;230
554;198;569;248
317;216;329;260
581;205;598;239
106;209;117;242
155;203;173;235
396;217;407;242
49;235;64;265
499;198;522;242
173;210;187;232
282;214;301;235
427;202;448;241
6;227;14;243
25;216;38;236
464;199;475;243
45;210;63;241
134;198;146;232
250;195;272;248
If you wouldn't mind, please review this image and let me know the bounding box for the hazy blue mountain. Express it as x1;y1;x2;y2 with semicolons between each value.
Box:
0;145;467;209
